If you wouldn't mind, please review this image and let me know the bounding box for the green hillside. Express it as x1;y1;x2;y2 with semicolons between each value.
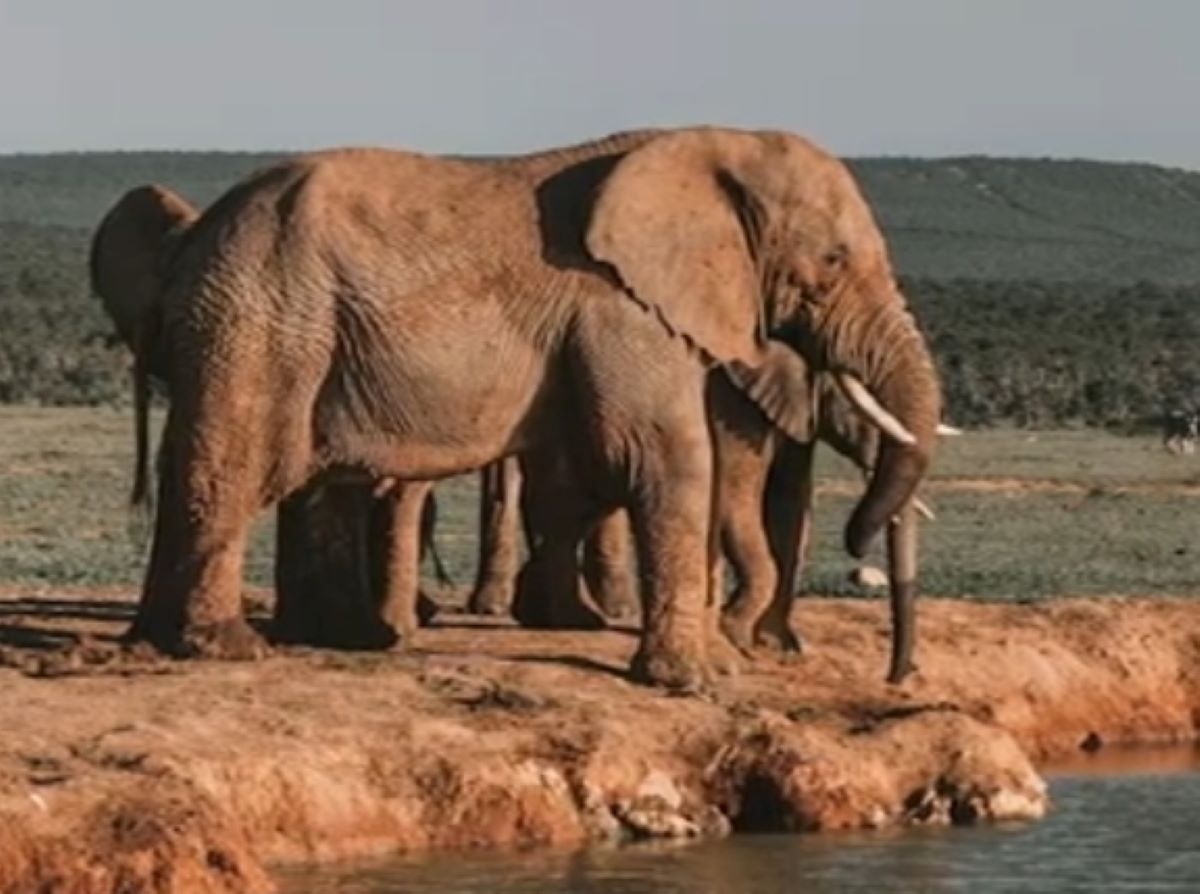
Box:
852;156;1200;282
2;148;1200;421
4;150;1200;282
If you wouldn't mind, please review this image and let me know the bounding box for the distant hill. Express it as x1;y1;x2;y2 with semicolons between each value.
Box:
4;148;1200;419
3;150;1200;283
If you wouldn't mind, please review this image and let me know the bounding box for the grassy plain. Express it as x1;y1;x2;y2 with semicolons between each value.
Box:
1;407;1198;600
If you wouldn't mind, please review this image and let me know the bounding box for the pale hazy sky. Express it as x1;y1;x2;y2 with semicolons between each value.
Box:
1;0;1198;167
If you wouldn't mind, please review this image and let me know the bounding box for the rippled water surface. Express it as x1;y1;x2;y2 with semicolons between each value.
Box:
281;748;1200;893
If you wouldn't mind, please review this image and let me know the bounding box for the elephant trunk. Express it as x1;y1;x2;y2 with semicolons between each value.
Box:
885;501;919;683
841;306;941;559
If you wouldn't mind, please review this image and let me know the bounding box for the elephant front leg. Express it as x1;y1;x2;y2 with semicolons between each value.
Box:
718;518;780;654
581;508;639;621
627;441;713;691
467;458;522;616
755;440;816;653
129;433;266;659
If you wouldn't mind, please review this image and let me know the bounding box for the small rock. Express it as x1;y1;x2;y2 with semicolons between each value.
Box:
635;770;683;811
616;801;701;840
849;566;889;589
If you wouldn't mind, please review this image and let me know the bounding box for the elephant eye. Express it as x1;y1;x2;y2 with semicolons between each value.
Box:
823;244;849;268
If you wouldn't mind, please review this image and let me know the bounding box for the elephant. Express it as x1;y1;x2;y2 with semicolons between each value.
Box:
463;455;636;623
465;452;639;630
710;372;961;682
465;368;951;682
126;126;942;689
90;184;447;644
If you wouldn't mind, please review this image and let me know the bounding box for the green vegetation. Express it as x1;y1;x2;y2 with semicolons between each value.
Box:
812;429;1200;599
2;151;1200;424
909;277;1200;427
2;409;1196;600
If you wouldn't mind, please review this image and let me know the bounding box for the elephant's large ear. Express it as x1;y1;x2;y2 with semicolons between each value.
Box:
585;130;764;367
89;185;198;351
725;340;816;443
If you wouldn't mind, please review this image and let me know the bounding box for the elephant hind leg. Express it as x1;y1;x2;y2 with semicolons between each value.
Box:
581;508;639;622
129;412;267;659
509;449;606;631
374;480;436;644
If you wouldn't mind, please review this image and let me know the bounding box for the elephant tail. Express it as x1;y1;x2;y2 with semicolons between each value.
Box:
127;318;157;544
420;493;454;588
428;538;454;589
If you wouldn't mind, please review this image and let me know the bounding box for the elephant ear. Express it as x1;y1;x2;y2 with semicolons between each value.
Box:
89;184;198;351
725;340;816;443
584;129;764;367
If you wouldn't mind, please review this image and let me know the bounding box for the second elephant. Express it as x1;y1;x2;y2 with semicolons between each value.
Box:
462;368;941;682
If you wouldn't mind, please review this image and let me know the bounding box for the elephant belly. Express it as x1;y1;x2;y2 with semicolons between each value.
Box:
312;281;556;479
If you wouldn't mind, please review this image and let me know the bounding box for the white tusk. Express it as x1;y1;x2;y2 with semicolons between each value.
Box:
834;373;917;446
937;423;963;436
913;497;936;521
373;476;397;499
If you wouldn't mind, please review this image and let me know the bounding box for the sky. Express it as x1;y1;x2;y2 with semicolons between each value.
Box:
1;0;1198;168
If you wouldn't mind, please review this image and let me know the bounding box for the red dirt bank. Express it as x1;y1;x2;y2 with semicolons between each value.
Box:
1;591;1198;893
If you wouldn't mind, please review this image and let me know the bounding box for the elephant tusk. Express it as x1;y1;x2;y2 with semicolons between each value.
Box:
913;497;936;521
937;423;963;436
373;476;398;499
834;372;917;446
892;498;934;524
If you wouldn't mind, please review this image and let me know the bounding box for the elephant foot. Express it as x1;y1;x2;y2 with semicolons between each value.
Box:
629;641;710;693
591;581;639;622
272;614;399;651
718;613;758;654
512;564;607;631
706;629;746;678
466;580;515;616
753;612;804;655
182;618;271;661
514;596;607;631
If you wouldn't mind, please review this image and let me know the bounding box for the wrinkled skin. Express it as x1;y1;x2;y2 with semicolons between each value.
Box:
90;181;451;643
89;185;446;646
128;127;941;689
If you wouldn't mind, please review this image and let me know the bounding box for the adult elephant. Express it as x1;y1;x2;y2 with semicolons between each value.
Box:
129;127;942;689
90;185;443;645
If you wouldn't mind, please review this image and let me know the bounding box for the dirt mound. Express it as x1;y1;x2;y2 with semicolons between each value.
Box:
0;592;1198;892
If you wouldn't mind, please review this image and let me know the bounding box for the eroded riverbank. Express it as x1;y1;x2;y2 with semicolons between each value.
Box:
1;592;1198;893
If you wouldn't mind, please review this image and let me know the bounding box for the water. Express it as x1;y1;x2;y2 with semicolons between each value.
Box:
281;747;1200;893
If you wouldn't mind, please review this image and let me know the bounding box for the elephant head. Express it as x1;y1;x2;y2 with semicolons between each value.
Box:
584;128;941;558
90;185;199;507
89;184;199;376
